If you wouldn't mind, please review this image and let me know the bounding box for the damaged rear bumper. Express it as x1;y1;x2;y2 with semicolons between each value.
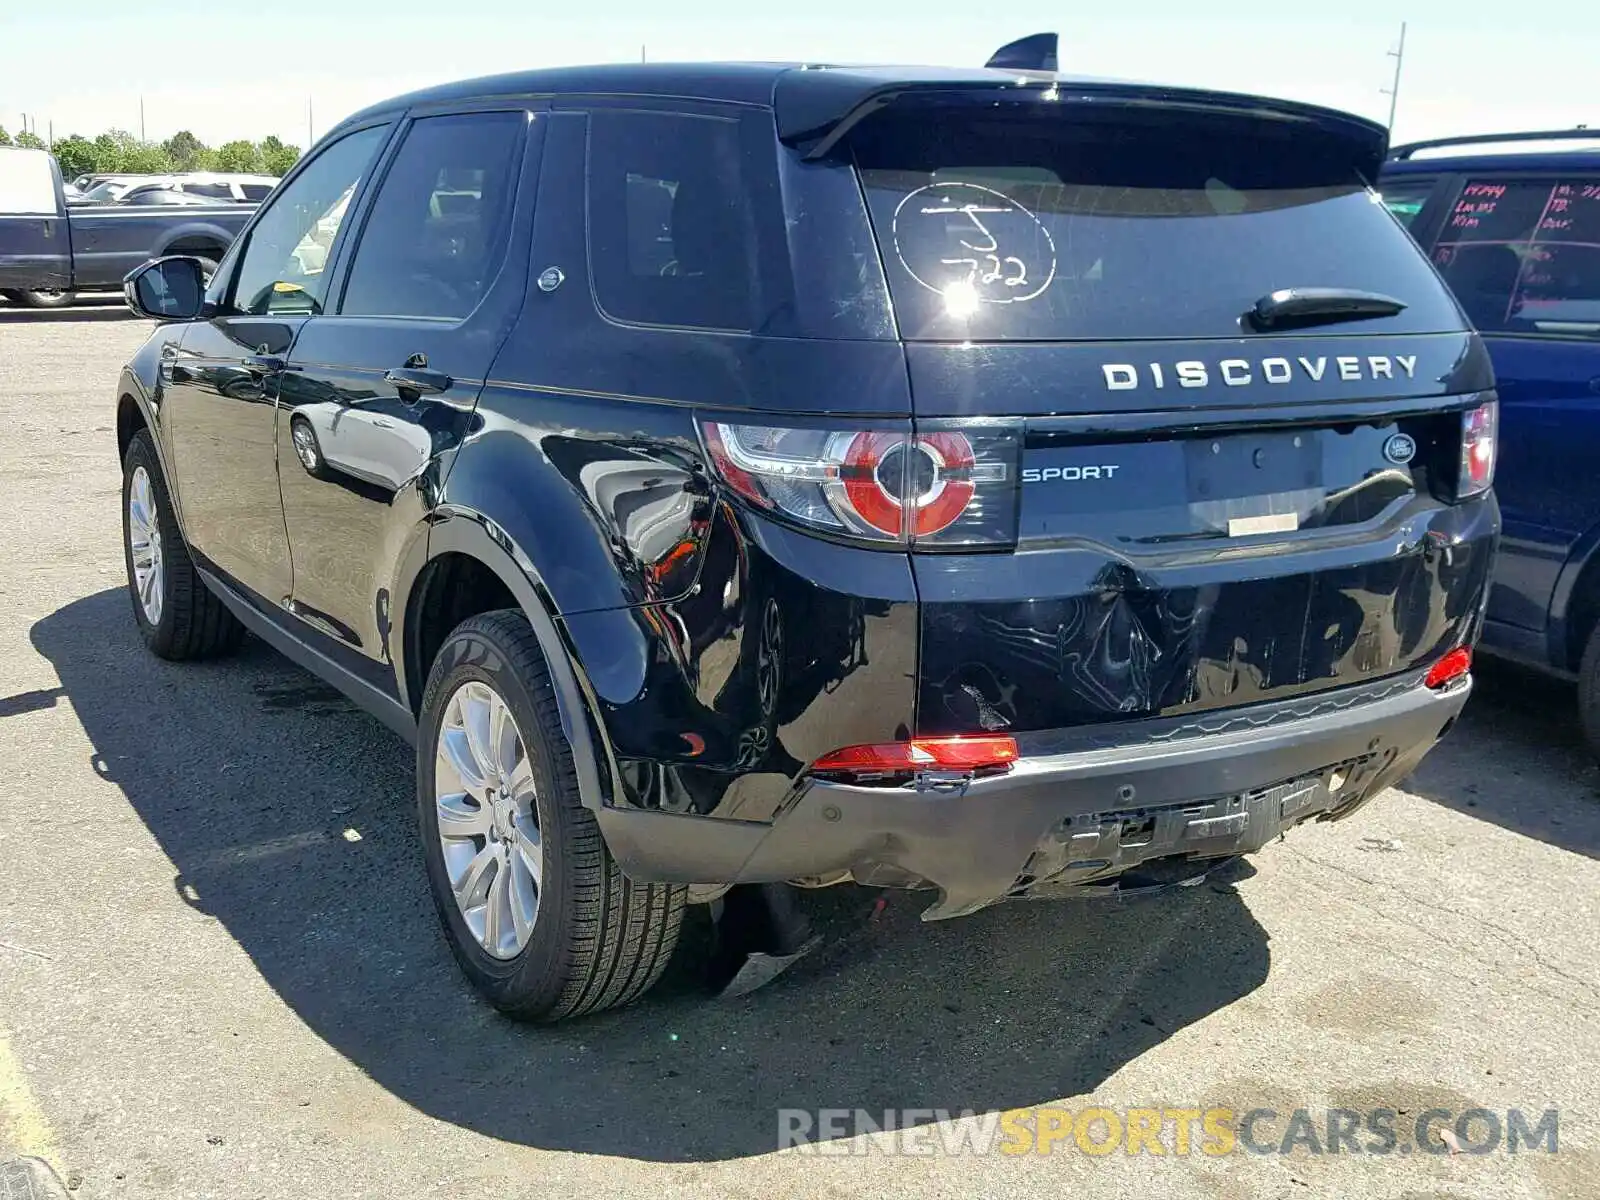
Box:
596;670;1469;918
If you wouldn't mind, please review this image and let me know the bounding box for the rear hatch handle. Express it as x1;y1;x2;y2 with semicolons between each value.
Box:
1247;287;1407;332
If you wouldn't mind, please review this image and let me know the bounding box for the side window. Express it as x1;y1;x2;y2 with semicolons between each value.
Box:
0;151;60;214
340;111;527;320
184;182;235;200
1432;177;1600;335
228;125;389;316
239;184;274;203
1377;177;1436;229
587;109;766;331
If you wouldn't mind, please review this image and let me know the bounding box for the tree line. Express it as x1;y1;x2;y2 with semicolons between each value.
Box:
0;126;301;179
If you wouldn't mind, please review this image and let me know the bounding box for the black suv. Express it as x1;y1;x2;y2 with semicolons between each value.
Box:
115;46;1499;1021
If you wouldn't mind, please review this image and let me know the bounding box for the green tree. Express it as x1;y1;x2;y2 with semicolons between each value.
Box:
258;135;300;177
163;130;206;170
122;140;174;173
15;130;46;151
214;139;265;173
90;132;123;171
52;135;97;179
0;126;12;146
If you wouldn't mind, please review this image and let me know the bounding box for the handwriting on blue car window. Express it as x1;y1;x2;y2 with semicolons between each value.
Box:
890;182;1056;306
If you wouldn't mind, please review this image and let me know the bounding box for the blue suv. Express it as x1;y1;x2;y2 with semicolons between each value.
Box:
1381;131;1600;750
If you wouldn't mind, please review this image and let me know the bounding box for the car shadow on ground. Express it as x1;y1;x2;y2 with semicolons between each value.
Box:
1406;657;1600;859
33;588;1271;1163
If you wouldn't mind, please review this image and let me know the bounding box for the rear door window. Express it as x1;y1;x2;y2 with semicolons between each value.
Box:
1431;177;1600;336
339;112;527;320
850;107;1464;341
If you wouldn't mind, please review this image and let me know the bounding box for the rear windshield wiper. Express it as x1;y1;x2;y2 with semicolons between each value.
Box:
1247;287;1407;332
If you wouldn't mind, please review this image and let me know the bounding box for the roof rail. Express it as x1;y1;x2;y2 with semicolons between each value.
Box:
1388;128;1598;160
985;32;1058;73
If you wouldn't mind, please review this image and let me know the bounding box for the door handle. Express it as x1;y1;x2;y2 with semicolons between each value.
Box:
384;366;452;400
243;353;286;375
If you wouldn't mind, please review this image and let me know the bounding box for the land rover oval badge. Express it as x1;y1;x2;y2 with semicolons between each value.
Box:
1383;432;1417;465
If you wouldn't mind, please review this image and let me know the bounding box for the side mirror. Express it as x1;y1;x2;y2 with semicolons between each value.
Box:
124;256;206;321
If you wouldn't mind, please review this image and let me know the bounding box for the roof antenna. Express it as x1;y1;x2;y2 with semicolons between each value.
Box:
985;32;1058;72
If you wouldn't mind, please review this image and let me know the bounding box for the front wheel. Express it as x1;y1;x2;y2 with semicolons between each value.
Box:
15;287;75;309
121;430;245;659
418;610;685;1021
288;415;331;480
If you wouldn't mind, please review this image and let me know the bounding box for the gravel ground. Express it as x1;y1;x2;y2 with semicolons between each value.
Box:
0;298;1596;1200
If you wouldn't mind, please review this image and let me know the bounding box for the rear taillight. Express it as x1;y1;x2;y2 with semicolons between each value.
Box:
1458;399;1497;499
1425;645;1472;689
700;420;1016;547
811;735;1019;776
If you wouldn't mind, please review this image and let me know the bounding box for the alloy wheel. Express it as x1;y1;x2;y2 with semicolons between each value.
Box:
291;422;319;472
434;680;542;959
128;466;164;626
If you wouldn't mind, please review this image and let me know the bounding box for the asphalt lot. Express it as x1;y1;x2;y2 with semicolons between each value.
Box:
0;298;1597;1200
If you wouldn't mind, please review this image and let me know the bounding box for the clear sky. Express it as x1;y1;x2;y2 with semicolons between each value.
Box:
1;1;1594;151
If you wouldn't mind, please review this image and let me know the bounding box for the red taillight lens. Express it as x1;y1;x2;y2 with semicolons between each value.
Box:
811;735;1020;775
1458;399;1497;499
1425;646;1472;689
700;420;1015;547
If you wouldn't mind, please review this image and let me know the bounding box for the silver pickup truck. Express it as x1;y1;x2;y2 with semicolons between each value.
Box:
0;146;253;308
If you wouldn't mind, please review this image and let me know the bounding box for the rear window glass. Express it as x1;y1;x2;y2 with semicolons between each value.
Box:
1377;177;1436;227
1431;178;1600;336
851;107;1464;341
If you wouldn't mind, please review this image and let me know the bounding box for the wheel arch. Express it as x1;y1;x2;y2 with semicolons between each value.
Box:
1550;524;1600;672
394;512;614;813
151;219;236;260
116;368;184;513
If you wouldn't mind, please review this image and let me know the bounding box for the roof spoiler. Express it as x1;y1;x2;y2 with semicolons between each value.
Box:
1389;127;1599;160
985;32;1058;73
774;71;1388;178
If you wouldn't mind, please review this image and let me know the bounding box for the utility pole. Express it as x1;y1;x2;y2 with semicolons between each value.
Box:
140;95;146;141
1381;21;1407;132
307;96;314;147
641;44;647;62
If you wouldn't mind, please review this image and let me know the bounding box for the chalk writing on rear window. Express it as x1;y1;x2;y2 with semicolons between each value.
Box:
890;183;1056;305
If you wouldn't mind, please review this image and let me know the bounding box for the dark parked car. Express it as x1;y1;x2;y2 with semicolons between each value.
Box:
113;188;219;207
1380;131;1600;749
114;40;1497;1021
0;147;251;307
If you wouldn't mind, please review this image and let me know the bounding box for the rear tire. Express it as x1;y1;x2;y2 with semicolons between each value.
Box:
418;610;685;1021
1577;622;1600;762
121;429;245;660
16;288;75;309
